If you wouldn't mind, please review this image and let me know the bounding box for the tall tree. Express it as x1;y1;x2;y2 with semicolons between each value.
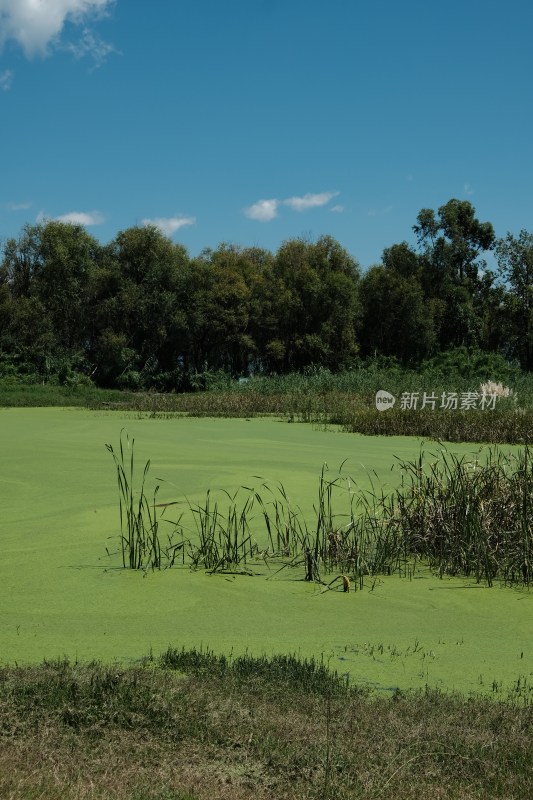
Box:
1;221;100;378
33;221;100;351
272;235;360;372
494;230;533;370
414;199;495;284
382;241;420;279
412;199;495;350
1;224;43;299
90;225;190;388
359;266;436;364
186;244;253;376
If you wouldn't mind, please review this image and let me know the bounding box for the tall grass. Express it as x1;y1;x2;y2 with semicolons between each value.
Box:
343;407;533;444
160;646;352;696
89;373;533;444
105;434;408;583
106;432;532;587
184;488;257;573
394;446;533;586
184;467;411;587
6;362;532;444
105;430;164;570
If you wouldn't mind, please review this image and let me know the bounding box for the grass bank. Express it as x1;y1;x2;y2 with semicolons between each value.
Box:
1;652;531;800
0;381;136;408
2;366;533;442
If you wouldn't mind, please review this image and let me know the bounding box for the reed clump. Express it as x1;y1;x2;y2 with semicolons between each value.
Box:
184;488;259;573
105;430;185;570
106;433;532;588
479;380;516;399
343;407;533;444
394;446;533;586
94;382;533;444
105;435;409;584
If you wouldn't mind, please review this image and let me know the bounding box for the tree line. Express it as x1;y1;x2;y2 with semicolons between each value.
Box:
1;198;532;389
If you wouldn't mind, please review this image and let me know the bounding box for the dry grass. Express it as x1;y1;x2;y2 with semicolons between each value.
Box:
91;389;533;445
0;657;531;800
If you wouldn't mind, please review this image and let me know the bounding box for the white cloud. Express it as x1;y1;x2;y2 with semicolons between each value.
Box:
0;68;12;90
283;191;338;212
330;204;344;213
6;200;31;210
245;191;341;221
0;1;114;58
244;198;279;222
141;216;196;237
55;210;104;225
64;26;117;68
464;183;474;195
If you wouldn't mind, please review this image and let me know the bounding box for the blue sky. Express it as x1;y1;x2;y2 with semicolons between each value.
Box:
1;0;532;270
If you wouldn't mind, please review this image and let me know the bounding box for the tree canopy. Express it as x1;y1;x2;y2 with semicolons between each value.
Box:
0;201;530;388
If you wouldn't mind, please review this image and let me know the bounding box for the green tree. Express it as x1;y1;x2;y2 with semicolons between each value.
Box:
272;236;360;372
1;221;100;379
89;226;190;388
414;199;494;284
382;241;420;279
34;221;100;351
359;266;436;364
185;244;254;376
412;199;495;350
0;294;55;378
494;230;533;370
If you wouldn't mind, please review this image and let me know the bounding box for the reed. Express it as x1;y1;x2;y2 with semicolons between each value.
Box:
393;445;533;586
106;432;532;587
343;407;533;445
105;430;163;570
184;488;257;573
92;386;533;444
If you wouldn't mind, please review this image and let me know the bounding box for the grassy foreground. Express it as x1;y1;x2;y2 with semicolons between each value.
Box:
1;653;531;800
0;408;531;701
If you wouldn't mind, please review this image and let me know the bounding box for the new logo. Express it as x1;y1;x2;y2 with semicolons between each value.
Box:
375;390;396;411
